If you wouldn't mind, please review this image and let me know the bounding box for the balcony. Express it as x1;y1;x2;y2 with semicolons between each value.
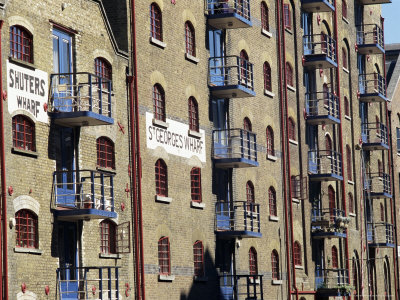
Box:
219;274;263;300
303;34;337;69
213;129;258;168
52;170;117;220
358;0;391;4
49;72;113;127
356;24;385;55
57;266;119;300
301;0;335;13
358;73;388;103
305;91;340;125
315;268;352;297
311;208;348;239
308;150;343;181
361;122;389;150
206;0;252;29
364;172;392;199
215;201;261;238
208;56;256;99
367;223;395;248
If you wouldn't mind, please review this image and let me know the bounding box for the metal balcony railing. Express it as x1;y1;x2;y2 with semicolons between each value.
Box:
206;0;251;21
308;150;342;178
356;24;384;49
305;91;340;121
219;274;263;300
49;72;112;118
215;201;261;235
303;34;337;62
57;266;119;300
361;122;389;148
367;222;394;246
359;73;386;96
213;129;258;165
364;172;391;196
53;170;114;212
315;268;350;294
311;208;347;224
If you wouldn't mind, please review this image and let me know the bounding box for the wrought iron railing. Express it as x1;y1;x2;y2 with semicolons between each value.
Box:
308;150;342;177
305;91;339;120
303;33;337;62
219;274;263;300
311;208;347;224
358;73;386;96
361;122;389;146
205;0;251;21
364;172;391;195
315;268;350;292
367;222;394;245
356;24;384;48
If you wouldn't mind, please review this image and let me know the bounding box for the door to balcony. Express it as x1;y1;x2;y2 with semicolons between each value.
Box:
216;240;234;300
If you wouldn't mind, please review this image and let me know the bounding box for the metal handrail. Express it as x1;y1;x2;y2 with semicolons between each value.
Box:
367;222;394;244
356;23;384;48
315;268;349;290
364;172;391;195
205;0;251;21
308;150;342;176
361;122;388;145
305;91;339;119
302;0;335;5
311;208;346;223
358;73;386;95
215;201;261;233
218;274;264;300
303;33;337;62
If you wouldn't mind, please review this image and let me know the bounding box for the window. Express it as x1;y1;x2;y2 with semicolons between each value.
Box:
288;117;296;141
243;117;252;132
291;175;299;199
95;57;112;81
191;167;202;203
100;220;116;254
344;96;350;117
239;50;250;84
158;237;170;275
249;247;258;275
153;84;166;121
325;134;332;152
378;159;383;177
15;210;38;248
342;0;348;19
12;115;35;151
155;159;168;197
261;2;269;32
294;241;302;266
380;203;385;222
348;192;354;214
188;97;199;132
10;25;33;63
246;181;255;211
397;128;400;154
264;62;272;92
342;47;348;69
283;4;291;30
376;115;380;134
286;62;293;87
332;246;338;268
323;83;329;106
321;32;327;53
150;3;162;41
193;241;204;277
271;250;280;279
266;126;274;156
269;186;277;216
97;137;115;169
346;145;352;181
185;21;196;57
328;185;336;219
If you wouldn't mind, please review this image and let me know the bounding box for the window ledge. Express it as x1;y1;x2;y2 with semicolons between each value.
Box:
289;139;298;146
150;37;167;49
295;265;304;270
287;85;296;92
292;198;300;204
349;213;356;217
99;253;122;259
155;195;172;203
194;276;208;282
285;28;293;35
264;89;275;98
345;115;351;121
8;56;36;69
342;17;349;24
267;154;278;161
261;29;272;38
159;274;175;281
152;118;169;128
185;53;199;64
191;201;205;209
343;67;349;74
348;180;354;185
12;147;38;158
272;279;283;285
96;167;116;174
269;215;279;222
188;130;202;139
14;247;42;255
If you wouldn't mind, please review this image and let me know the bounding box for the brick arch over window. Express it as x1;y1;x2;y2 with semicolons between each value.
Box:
261;2;269;32
249;247;258;275
100;219;116;254
266;126;274;156
185;21;196;57
15;209;38;249
150;2;163;41
153;84;166;121
332;246;338;268
294;241;302;266
158;236;170;275
13;195;40;216
188;96;199;132
10;25;33;63
193;240;204;277
12;115;35;151
264;61;272;92
155;159;168;197
269;186;277;216
243;117;252;131
271;249;280;279
97;136;115;169
94;57;112;81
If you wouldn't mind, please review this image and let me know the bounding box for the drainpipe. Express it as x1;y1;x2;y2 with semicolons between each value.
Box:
0;20;8;300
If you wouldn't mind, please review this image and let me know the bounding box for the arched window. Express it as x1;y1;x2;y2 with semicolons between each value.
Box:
291;175;297;199
348;192;354;214
191;167;202;203
12;115;35;151
286;62;293;87
346;145;352;181
266;126;274;156
188;97;199;132
342;0;348;20
15;209;38;248
95;57;112;81
321;31;327;53
283;4;291;30
344;96;350;117
155;159;168;197
325;134;332;152
243;117;252;131
378;159;383;177
269;186;277;216
10;25;33;63
376;115;380;134
352;258;358;296
153;84;166;121
240;50;250;84
271;250;280;279
158;237;170;275
380;203;385;222
328;185;336;219
249;247;258;275
261;2;269;32
185;21;196;57
323;83;330;106
342;47;348;69
294;241;302;266
384;258;391;300
100;219;116;254
264;62;272;92
288;117;296;141
193;241;204;277
150;3;163;41
97;137;115;169
332;246;338;268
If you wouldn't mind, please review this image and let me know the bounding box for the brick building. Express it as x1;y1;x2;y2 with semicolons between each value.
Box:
0;0;396;300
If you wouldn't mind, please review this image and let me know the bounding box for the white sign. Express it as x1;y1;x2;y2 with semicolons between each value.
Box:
146;112;206;162
7;61;49;123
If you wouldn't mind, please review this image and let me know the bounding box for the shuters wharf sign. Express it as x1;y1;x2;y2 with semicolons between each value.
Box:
146;112;206;162
7;61;49;123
